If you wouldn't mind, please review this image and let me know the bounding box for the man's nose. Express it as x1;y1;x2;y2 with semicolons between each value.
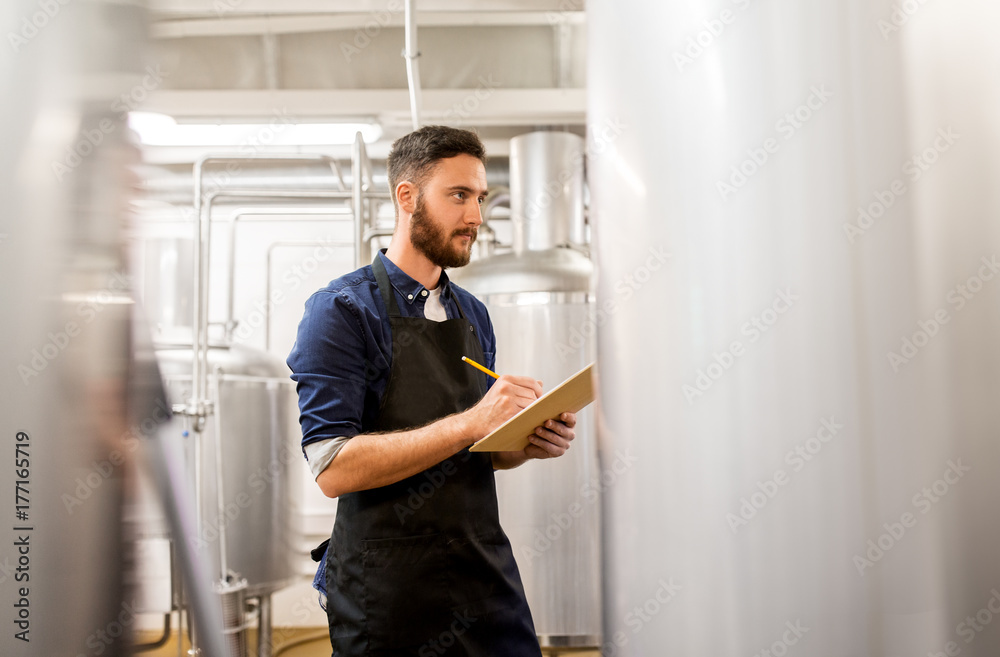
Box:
466;202;484;227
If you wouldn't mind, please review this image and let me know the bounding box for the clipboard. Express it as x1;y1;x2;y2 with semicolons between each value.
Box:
469;362;595;452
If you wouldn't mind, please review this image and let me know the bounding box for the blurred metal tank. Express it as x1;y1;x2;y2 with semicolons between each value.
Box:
451;131;600;648
589;0;1000;655
0;1;144;656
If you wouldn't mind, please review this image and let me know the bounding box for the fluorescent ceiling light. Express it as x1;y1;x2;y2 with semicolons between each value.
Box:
128;112;381;146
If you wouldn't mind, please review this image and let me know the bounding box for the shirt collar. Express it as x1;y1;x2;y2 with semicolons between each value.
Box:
377;249;453;305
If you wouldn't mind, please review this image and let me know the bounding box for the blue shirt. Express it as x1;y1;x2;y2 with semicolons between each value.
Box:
286;250;497;453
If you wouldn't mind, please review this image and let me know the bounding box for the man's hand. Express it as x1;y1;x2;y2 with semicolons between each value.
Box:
524;412;577;460
464;374;543;440
492;411;577;470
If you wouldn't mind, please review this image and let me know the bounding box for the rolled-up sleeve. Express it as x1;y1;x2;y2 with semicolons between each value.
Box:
287;290;370;452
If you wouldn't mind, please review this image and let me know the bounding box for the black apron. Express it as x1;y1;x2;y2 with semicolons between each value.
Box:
323;255;541;657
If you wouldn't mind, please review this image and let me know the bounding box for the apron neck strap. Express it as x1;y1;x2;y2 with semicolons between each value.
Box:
372;254;402;317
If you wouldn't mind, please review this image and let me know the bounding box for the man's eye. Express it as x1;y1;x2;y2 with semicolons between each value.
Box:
455;192;465;200
477;197;485;205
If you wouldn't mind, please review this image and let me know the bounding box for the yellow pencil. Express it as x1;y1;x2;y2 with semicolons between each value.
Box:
461;356;500;379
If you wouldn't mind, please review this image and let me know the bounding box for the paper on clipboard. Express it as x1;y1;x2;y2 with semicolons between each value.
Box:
469;363;595;452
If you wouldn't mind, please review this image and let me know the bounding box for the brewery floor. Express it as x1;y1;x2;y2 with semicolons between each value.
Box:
135;629;601;656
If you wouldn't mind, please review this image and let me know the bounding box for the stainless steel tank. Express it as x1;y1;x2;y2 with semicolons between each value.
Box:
156;343;301;597
509;131;587;254
589;1;1000;655
451;131;600;648
133;233;302;599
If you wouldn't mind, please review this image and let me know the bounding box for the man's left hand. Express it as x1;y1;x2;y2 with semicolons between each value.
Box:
524;412;577;460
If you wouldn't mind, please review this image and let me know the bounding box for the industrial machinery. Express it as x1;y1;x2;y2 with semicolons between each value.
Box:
133;227;303;656
451;131;601;649
131;139;387;656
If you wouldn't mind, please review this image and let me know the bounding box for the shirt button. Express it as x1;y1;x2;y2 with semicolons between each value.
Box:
421;290;427;297
407;293;413;300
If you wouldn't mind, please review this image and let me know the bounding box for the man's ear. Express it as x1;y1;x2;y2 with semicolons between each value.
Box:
395;181;417;214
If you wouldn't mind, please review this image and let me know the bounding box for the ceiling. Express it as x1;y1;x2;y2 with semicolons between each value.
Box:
143;0;588;158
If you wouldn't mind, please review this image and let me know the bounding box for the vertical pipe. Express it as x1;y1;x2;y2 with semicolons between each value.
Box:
257;595;272;657
403;0;422;131
353;134;365;267
192;158;206;421
212;368;229;580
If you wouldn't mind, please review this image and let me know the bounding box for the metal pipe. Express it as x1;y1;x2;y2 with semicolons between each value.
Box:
362;227;394;242
139;425;231;657
211;367;229;581
328;158;348;192
477;189;509;259
196;189;382;409
403;0;422;130
134;614;172;652
483;189;510;223
257;595;272;657
264;240;354;349
190;153;350;429
225;206;353;338
177;580;184;657
352;134;366;267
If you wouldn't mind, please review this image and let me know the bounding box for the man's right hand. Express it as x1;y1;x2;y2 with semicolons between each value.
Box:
317;375;543;498
464;375;542;441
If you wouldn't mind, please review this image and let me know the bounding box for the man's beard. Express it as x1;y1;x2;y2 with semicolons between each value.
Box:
409;196;477;269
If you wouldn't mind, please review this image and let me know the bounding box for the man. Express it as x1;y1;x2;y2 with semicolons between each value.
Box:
287;125;577;656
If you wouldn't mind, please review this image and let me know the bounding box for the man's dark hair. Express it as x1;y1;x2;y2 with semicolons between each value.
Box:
386;125;487;212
